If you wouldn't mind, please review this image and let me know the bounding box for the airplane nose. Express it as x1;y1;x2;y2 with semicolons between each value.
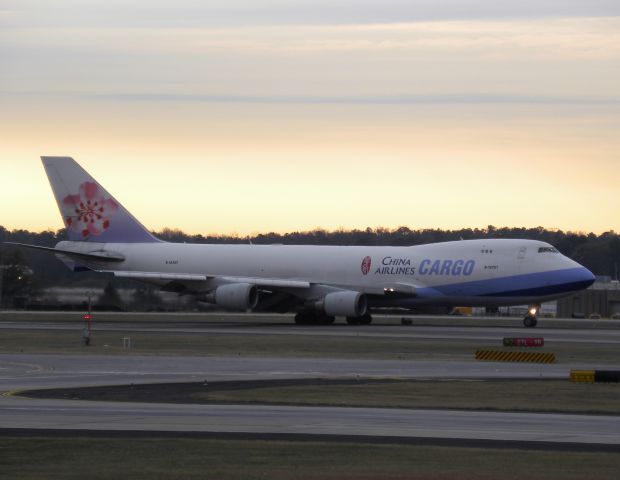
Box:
573;266;596;289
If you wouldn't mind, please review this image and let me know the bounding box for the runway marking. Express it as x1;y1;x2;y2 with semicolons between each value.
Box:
1;390;20;398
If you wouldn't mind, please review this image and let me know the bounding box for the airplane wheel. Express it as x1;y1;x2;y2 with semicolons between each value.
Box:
295;313;334;325
316;315;335;325
346;314;372;325
523;316;538;328
295;313;313;325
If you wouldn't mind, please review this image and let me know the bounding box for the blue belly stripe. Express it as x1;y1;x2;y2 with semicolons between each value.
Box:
417;267;594;298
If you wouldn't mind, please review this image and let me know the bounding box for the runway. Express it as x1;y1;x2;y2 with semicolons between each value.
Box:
1;314;619;446
2;395;619;445
2;315;620;346
1;352;619;446
2;353;618;391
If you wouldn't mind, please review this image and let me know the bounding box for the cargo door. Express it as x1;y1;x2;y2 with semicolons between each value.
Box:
516;246;528;274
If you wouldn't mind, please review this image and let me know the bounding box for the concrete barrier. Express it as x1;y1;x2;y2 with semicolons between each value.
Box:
570;370;595;382
569;370;620;383
594;371;620;383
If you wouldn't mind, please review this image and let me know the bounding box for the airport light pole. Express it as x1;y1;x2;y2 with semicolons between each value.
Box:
82;292;93;346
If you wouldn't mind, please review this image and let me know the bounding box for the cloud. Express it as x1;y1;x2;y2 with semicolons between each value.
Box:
2;0;620;29
2;16;618;101
4;17;619;59
1;1;619;235
86;93;620;106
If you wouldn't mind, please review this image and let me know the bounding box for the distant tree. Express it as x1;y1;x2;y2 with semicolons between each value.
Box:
98;281;123;310
0;248;36;308
132;286;162;311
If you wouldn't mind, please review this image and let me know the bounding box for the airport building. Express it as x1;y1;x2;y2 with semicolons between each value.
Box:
556;278;620;319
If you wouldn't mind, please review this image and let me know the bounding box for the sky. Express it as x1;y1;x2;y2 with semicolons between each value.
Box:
1;1;619;235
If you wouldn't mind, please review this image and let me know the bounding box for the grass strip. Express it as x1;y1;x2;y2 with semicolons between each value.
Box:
20;378;620;415
1;436;619;480
1;329;619;363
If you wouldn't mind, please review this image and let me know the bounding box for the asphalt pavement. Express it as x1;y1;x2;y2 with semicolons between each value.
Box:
0;313;619;446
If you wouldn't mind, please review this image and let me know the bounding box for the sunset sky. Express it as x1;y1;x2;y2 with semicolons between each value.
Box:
1;1;619;235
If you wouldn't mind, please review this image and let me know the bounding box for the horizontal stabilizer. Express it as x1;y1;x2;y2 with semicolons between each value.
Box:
4;242;125;262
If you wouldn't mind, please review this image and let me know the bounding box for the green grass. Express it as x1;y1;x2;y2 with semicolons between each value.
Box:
191;379;620;414
25;379;620;415
1;329;619;364
0;437;619;480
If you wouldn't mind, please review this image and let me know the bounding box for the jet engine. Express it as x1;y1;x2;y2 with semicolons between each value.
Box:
318;291;367;317
203;283;259;311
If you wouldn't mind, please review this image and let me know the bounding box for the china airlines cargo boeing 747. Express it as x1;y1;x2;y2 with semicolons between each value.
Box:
8;157;595;327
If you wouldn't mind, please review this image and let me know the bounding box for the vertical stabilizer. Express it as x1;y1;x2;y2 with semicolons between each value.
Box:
42;156;160;243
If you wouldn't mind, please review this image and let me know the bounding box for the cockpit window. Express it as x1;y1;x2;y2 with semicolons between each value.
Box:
538;247;558;253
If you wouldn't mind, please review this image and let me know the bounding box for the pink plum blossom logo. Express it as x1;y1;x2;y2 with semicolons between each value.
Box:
62;182;118;238
361;256;372;275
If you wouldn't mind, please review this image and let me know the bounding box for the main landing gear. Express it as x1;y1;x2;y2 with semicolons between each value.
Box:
346;313;373;325
294;313;373;325
294;313;335;325
523;305;540;328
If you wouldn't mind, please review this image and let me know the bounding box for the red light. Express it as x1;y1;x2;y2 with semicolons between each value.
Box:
83;314;92;320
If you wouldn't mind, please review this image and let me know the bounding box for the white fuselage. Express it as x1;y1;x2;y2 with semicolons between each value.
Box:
58;238;595;309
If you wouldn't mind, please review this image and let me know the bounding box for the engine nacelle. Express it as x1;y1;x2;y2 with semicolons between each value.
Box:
319;291;367;317
204;283;259;311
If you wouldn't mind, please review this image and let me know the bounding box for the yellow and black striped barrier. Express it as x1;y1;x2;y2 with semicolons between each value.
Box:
475;350;556;364
570;370;595;382
570;370;620;383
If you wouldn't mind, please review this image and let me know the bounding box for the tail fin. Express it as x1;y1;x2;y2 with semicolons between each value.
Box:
42;156;160;243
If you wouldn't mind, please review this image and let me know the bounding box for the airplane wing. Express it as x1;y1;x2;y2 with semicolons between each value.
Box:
220;276;311;289
110;271;207;282
106;270;311;289
380;282;418;295
107;271;416;294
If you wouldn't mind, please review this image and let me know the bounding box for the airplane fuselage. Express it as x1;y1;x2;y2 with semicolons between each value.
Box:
57;237;595;309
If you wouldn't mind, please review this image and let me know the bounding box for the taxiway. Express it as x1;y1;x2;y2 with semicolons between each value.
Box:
1;314;619;447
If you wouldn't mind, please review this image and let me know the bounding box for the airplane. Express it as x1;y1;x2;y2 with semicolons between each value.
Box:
6;156;595;327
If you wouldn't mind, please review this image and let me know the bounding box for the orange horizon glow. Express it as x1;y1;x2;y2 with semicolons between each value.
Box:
1;9;619;235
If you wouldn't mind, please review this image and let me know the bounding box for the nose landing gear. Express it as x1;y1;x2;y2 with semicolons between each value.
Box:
523;305;540;328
